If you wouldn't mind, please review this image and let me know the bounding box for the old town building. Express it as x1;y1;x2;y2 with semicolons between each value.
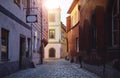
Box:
44;7;62;59
31;0;48;65
0;0;32;77
66;0;80;62
30;0;42;65
0;0;48;77
67;0;120;77
78;0;120;78
41;0;48;61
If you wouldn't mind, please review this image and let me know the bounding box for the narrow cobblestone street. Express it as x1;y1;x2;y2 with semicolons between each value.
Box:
3;59;100;78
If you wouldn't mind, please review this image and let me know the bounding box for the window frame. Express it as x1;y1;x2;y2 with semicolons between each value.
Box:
112;0;119;47
76;38;79;52
49;29;56;39
1;28;9;61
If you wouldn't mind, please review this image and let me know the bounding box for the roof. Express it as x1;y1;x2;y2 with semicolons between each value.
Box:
61;22;66;31
67;0;79;14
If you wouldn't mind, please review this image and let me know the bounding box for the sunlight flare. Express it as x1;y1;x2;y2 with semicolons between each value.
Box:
45;0;60;9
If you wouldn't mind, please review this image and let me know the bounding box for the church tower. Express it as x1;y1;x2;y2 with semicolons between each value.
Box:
44;7;62;59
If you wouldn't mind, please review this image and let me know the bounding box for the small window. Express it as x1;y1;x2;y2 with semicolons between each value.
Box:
91;11;97;49
76;38;79;52
33;36;37;52
26;38;30;57
1;28;9;60
49;29;55;39
37;38;40;52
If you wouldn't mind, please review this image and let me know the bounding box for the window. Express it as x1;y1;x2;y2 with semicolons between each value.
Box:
14;0;20;7
90;11;97;49
48;13;55;22
37;38;40;52
26;38;30;57
1;28;9;60
112;0;119;47
76;38;79;52
33;36;36;52
66;38;68;52
49;29;55;39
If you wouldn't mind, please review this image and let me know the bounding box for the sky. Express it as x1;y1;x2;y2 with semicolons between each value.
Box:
58;0;73;26
45;0;73;26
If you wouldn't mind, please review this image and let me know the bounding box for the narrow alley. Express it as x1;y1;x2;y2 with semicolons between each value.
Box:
3;59;100;78
0;0;120;78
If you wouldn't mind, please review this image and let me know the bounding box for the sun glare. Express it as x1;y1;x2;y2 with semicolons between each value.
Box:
45;0;60;9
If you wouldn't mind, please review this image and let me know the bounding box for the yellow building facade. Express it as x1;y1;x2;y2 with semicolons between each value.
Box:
61;23;67;58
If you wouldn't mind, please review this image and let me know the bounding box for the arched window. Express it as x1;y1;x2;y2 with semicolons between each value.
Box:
112;0;119;47
49;48;55;57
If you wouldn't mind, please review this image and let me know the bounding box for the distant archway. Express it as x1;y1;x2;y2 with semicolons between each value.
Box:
49;48;55;58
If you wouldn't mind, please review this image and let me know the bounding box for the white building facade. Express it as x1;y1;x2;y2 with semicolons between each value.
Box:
0;0;47;77
44;8;62;59
0;0;32;77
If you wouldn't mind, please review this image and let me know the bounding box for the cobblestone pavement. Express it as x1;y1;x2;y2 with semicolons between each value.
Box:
3;59;101;78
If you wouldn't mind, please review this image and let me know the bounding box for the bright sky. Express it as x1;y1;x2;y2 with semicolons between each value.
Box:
59;0;73;26
45;0;73;26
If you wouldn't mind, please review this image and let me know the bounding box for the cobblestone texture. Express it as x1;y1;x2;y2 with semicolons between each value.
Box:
3;59;101;78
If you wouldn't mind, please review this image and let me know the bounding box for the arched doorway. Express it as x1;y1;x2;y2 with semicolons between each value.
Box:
49;48;55;58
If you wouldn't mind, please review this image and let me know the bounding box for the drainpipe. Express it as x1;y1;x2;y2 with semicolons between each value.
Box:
78;0;81;55
40;0;43;64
